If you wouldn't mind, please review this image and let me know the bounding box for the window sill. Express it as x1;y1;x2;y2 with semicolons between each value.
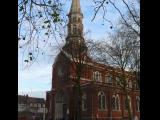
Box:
82;109;87;111
98;109;107;111
112;110;121;111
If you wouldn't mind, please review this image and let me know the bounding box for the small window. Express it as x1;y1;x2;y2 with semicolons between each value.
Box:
93;71;102;82
30;103;33;107
78;18;80;22
73;17;76;22
135;80;139;89
38;103;41;107
105;75;112;83
136;96;140;112
126;79;129;88
82;93;87;111
43;104;45;107
128;80;132;88
78;39;81;44
34;103;37;107
116;77;121;86
73;25;76;34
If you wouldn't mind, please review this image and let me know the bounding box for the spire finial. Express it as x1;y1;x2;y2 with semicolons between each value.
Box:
70;0;82;14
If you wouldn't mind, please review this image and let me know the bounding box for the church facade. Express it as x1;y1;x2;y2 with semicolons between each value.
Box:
46;0;140;120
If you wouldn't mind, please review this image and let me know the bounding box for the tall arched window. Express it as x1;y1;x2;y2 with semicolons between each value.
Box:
136;96;140;112
125;96;131;111
112;95;116;110
116;95;120;110
73;25;76;34
82;93;87;111
98;91;106;110
112;94;120;111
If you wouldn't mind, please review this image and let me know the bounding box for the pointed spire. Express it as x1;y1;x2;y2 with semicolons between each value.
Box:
67;0;83;37
69;0;82;14
63;0;87;56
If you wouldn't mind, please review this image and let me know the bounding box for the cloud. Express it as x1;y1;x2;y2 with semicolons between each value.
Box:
18;60;52;95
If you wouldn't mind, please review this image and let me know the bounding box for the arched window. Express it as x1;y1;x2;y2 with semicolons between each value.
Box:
128;80;132;88
82;93;87;111
136;96;140;112
98;91;106;110
112;94;120;111
116;95;120;110
73;25;76;34
112;95;116;110
125;96;131;111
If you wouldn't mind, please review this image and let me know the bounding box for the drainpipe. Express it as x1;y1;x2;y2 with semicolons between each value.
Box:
110;86;112;120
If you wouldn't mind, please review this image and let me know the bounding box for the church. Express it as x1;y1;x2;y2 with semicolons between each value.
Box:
46;0;140;120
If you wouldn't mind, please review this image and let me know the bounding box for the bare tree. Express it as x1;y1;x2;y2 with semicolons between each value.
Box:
59;36;89;119
88;21;140;119
18;0;68;68
92;0;140;37
18;0;140;69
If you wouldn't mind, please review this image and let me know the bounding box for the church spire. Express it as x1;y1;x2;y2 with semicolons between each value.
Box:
69;0;82;14
64;0;87;56
67;0;83;38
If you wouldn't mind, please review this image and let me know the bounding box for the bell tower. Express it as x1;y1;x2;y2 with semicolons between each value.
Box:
63;0;87;55
67;0;83;37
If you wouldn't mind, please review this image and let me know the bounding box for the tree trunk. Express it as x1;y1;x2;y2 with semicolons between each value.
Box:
121;69;132;120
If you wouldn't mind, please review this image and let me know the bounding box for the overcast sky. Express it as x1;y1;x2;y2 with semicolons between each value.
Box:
18;0;128;98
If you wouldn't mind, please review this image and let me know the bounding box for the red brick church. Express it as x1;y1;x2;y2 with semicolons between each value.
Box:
46;0;140;120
